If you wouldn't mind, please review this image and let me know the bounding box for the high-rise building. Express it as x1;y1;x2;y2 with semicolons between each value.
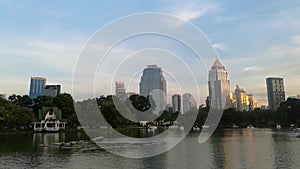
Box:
166;104;174;112
182;93;197;114
208;58;231;109
29;77;46;99
172;94;181;113
205;96;210;108
266;77;285;110
115;81;126;100
139;65;167;113
44;85;61;97
229;91;237;108
235;85;249;111
248;94;258;111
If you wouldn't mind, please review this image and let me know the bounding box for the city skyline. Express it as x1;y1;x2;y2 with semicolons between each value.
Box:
1;1;300;105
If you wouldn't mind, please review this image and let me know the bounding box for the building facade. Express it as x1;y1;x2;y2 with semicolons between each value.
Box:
235;85;249;111
172;94;181;113
266;77;285;110
139;65;167;113
115;81;126;100
208;58;231;110
248;94;258;111
182;93;197;114
44;85;61;97
29;77;46;99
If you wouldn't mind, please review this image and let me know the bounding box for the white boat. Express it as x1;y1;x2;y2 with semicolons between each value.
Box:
202;125;210;129
232;124;239;128
33;120;66;132
193;126;200;131
276;124;281;129
179;126;185;131
247;125;255;129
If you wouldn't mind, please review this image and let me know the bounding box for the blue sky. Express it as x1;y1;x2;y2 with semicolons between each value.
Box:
1;0;300;105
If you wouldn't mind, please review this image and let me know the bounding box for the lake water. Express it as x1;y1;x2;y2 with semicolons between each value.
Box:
0;129;299;169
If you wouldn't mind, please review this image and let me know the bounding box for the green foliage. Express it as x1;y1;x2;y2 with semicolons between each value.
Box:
97;96;137;128
2;93;300;131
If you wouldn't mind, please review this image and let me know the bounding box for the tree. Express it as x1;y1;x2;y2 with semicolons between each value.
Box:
11;107;34;130
53;93;75;119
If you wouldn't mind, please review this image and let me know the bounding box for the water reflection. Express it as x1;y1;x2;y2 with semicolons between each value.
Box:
272;132;292;169
210;129;275;169
0;130;299;169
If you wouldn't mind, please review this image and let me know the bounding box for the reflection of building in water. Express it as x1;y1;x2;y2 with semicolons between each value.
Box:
182;93;196;114
211;130;275;169
272;132;292;169
33;133;65;153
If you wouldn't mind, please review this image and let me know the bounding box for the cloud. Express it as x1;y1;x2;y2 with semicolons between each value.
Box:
175;10;208;22
212;43;230;52
242;66;263;72
171;2;218;22
290;35;300;44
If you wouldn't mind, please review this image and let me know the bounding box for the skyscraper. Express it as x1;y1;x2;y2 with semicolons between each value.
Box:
266;77;285;110
44;85;61;97
115;81;126;100
208;58;231;110
182;93;197;114
235;85;249;111
248;94;258;111
139;65;166;113
172;94;181;113
29;77;46;99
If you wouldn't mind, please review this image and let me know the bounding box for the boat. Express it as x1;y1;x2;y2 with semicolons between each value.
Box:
202;125;210;129
193;126;200;131
247;125;255;129
232;124;239;128
276;124;281;129
179;126;185;131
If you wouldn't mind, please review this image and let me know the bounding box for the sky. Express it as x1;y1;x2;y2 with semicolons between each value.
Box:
1;0;300;106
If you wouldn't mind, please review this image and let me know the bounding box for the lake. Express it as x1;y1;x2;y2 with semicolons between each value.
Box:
0;129;299;169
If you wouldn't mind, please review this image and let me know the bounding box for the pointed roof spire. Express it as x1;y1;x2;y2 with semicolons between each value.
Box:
211;58;225;69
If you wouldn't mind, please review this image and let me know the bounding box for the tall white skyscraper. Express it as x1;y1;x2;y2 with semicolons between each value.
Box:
139;65;167;113
115;81;126;100
182;93;197;114
208;58;231;110
172;94;181;113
